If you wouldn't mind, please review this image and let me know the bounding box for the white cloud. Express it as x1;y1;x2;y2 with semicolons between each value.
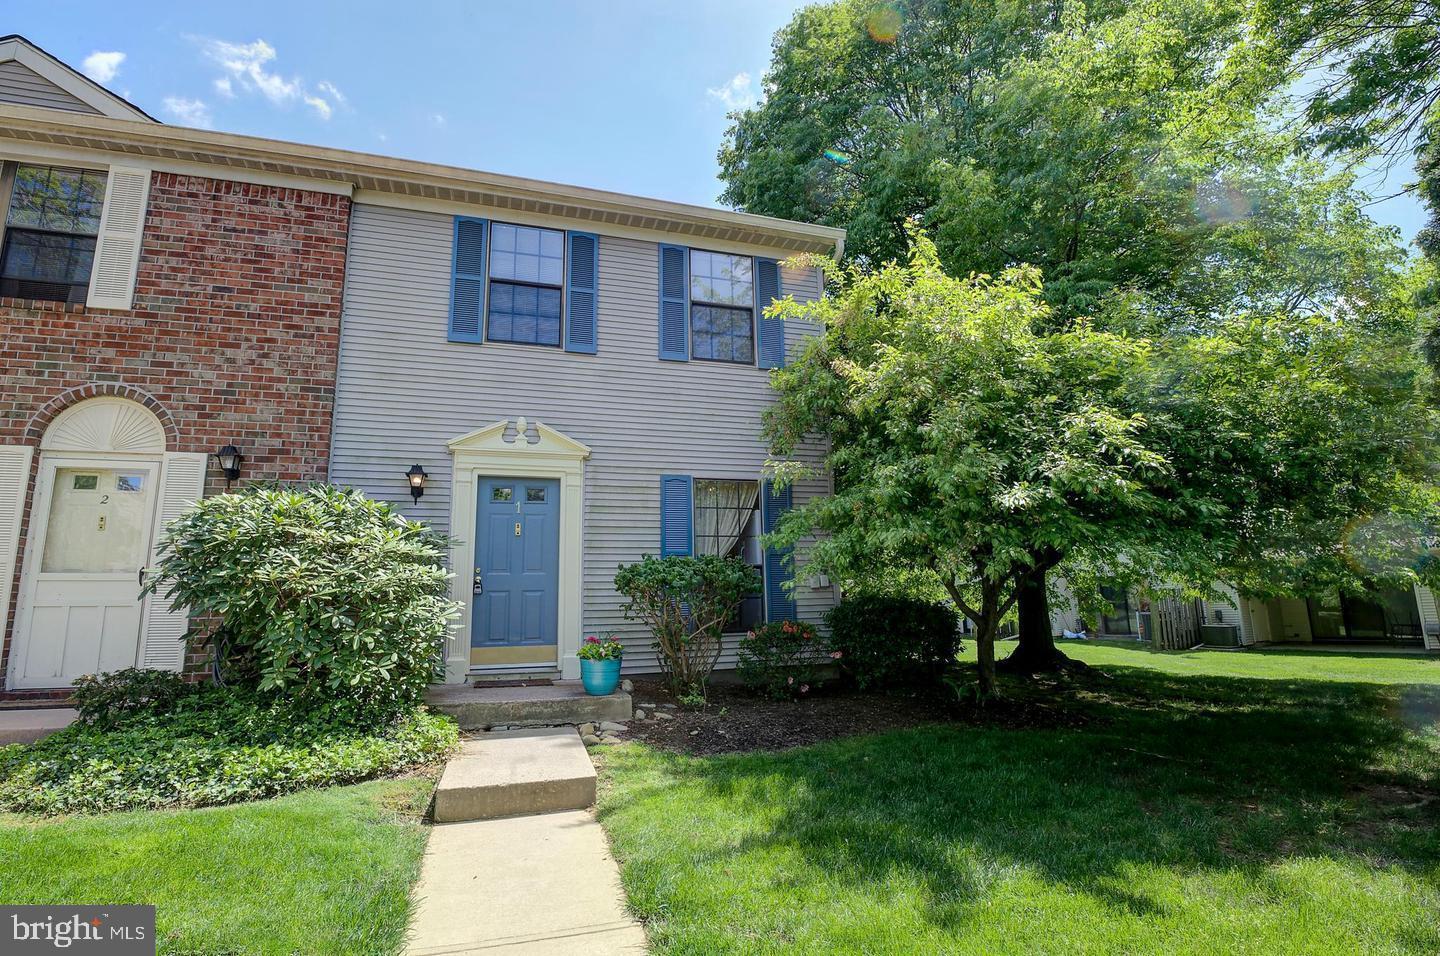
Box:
162;96;213;128
707;72;757;110
194;37;339;120
81;51;125;84
316;80;347;107
303;94;332;120
429;112;447;128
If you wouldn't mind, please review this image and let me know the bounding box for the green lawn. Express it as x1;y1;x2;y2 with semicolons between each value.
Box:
598;645;1440;954
1;774;435;955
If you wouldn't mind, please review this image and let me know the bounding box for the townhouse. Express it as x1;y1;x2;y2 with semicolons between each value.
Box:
0;36;843;695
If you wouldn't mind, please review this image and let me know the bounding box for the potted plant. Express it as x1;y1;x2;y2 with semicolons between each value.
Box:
577;633;623;696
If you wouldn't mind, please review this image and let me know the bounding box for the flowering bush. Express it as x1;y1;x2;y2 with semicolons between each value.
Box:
736;619;827;700
577;634;624;661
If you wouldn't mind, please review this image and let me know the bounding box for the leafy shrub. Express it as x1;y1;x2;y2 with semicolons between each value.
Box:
0;686;457;815
824;595;962;691
72;668;196;728
614;554;760;698
737;620;828;699
146;485;460;723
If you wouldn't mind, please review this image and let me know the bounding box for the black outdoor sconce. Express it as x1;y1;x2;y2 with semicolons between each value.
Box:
215;444;243;489
406;464;428;504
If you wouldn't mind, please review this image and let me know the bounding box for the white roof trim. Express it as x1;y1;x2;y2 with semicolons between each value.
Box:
0;104;845;255
0;36;155;122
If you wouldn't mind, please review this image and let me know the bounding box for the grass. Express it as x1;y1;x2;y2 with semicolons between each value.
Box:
597;643;1440;954
0;774;435;955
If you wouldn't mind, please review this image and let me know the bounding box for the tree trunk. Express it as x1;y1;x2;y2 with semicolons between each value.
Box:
975;620;998;698
998;565;1076;674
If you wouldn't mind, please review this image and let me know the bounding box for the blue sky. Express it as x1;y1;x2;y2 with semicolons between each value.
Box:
11;1;1427;242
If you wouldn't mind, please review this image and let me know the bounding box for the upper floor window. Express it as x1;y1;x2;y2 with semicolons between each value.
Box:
488;222;564;347
689;250;754;364
0;164;107;305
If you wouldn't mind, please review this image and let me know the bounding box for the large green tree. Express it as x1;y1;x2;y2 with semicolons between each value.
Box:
765;237;1440;695
719;0;1311;321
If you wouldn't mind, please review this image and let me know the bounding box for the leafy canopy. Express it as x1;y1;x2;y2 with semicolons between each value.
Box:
720;0;1407;329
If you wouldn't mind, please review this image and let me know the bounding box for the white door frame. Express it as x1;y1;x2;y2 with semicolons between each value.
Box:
8;452;163;688
445;418;589;683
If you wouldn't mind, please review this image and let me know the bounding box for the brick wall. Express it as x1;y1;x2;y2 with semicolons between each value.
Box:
0;172;351;692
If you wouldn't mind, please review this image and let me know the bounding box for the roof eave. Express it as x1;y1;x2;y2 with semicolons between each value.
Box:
0;105;845;255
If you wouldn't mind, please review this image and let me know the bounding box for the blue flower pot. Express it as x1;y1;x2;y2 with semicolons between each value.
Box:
580;658;622;696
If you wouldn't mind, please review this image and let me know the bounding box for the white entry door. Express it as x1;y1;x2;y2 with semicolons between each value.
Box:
11;459;160;687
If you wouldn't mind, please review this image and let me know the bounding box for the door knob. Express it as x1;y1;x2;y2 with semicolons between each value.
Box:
472;570;483;595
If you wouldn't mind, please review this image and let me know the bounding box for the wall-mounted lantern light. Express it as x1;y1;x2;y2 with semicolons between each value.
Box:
215;444;243;489
406;464;428;504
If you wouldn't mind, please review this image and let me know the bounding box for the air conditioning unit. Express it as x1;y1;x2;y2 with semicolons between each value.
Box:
1200;623;1241;647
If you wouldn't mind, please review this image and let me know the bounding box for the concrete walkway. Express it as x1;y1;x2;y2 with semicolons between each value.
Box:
406;727;646;955
0;707;76;744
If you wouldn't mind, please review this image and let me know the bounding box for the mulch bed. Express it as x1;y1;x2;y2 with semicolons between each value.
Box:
622;675;1092;756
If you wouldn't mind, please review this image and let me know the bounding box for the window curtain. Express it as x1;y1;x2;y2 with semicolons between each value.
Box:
694;480;759;558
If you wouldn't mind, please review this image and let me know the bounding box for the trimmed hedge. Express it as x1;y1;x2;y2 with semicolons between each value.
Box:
0;687;457;815
824;595;962;691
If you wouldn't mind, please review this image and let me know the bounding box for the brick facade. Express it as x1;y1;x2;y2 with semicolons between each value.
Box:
0;172;350;692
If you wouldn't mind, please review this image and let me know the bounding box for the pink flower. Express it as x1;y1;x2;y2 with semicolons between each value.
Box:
800;684;810;693
830;651;843;659
787;676;795;684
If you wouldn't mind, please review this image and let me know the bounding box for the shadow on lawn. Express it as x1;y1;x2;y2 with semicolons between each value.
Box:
605;665;1440;932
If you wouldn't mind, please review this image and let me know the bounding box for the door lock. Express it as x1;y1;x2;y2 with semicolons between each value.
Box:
515;521;522;536
473;569;483;595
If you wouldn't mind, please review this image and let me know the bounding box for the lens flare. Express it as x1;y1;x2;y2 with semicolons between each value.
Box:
1194;179;1257;224
1342;512;1435;578
866;4;902;43
823;149;853;166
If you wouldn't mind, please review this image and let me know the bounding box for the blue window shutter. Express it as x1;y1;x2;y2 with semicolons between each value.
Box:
658;244;689;361
659;474;693;556
761;479;797;621
756;257;785;369
565;231;599;354
449;217;487;343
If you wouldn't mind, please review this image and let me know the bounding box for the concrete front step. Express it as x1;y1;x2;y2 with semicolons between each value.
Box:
433;727;597;823
0;707;77;744
427;681;631;730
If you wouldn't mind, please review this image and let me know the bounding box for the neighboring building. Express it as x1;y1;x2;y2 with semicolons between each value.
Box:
1049;579;1440;652
0;36;844;695
0;37;352;697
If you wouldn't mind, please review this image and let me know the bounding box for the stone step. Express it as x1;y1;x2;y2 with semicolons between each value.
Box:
432;727;597;823
0;707;76;744
427;681;632;730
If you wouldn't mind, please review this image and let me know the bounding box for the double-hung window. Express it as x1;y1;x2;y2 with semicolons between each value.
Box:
488;222;565;347
693;478;765;630
0;163;107;305
689;250;754;364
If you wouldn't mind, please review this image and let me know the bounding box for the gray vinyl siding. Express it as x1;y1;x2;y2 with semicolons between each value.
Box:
331;202;838;671
0;61;100;114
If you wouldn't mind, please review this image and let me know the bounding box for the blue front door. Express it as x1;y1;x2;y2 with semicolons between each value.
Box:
471;477;560;663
